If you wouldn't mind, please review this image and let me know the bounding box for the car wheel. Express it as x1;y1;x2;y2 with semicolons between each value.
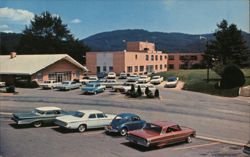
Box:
33;121;42;128
120;128;128;136
78;124;86;133
186;136;192;143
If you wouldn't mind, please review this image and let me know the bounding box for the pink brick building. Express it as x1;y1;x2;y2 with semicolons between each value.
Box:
86;42;168;75
167;53;204;70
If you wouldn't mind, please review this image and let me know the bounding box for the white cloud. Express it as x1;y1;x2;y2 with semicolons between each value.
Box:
2;30;13;33
0;7;34;24
70;18;81;24
0;24;9;29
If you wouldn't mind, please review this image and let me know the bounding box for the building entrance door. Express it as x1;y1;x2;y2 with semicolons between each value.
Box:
56;73;64;82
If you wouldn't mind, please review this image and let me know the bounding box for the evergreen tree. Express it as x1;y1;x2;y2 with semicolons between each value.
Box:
206;19;249;68
17;11;89;64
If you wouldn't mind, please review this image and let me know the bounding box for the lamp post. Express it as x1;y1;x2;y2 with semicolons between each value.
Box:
200;36;210;83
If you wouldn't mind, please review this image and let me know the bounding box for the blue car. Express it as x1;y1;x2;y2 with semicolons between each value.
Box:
81;83;106;94
105;113;146;136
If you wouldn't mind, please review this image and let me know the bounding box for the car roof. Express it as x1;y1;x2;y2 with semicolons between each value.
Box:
151;121;178;128
117;113;139;118
77;110;103;114
36;106;62;111
168;76;177;79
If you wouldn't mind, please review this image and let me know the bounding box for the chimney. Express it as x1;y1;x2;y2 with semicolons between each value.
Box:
10;52;17;59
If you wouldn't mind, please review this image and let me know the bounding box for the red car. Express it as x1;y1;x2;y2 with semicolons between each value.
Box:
126;121;196;148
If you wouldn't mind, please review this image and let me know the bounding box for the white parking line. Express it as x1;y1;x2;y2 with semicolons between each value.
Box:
0;112;12;115
173;142;220;151
196;135;245;146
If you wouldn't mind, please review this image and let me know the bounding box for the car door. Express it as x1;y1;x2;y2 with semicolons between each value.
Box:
96;113;109;127
43;111;56;124
87;113;99;128
165;126;183;144
128;116;142;130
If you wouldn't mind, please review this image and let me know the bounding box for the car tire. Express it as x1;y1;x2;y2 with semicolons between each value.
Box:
33;121;42;128
120;128;128;136
78;124;86;133
186;136;192;143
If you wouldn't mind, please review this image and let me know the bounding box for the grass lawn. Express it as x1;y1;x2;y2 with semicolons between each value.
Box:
152;69;250;97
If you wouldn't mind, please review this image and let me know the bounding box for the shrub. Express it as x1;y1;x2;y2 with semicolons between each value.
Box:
137;85;142;97
130;84;135;92
130;91;139;98
6;86;15;93
147;91;154;98
154;89;160;98
145;87;150;95
220;64;245;89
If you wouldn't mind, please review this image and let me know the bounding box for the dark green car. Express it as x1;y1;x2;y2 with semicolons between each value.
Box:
11;106;68;127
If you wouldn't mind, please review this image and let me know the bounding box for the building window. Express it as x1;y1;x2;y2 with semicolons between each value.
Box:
169;55;174;60
109;66;113;72
180;64;186;69
191;55;197;60
127;66;133;72
103;66;106;72
164;64;167;68
155;65;158;70
134;66;138;72
139;66;144;72
165;55;167;59
146;55;149;61
155;55;158;61
160;64;162;69
160;55;162;60
179;56;185;60
36;72;43;81
135;54;138;60
76;70;80;78
168;64;174;69
97;66;100;73
151;55;154;61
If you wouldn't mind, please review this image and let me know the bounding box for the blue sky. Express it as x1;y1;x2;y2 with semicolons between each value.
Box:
0;0;249;39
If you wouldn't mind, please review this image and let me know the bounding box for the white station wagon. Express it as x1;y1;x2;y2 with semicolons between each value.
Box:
55;110;116;132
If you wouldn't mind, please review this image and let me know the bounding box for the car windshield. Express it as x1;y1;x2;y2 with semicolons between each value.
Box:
130;75;137;78
32;109;45;115
86;84;95;87
83;77;89;79
72;111;84;118
143;123;162;133
62;82;69;84
114;115;128;121
152;76;160;79
168;77;177;82
44;81;51;83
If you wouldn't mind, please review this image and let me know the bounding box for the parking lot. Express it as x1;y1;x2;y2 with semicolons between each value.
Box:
0;118;247;157
0;85;249;157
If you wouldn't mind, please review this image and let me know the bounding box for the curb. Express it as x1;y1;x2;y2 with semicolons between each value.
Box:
196;135;245;147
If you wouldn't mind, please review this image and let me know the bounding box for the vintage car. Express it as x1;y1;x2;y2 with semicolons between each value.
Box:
105;113;146;136
107;72;116;79
127;75;139;82
138;75;151;83
119;72;127;79
120;83;156;94
11;106;68;127
150;75;164;84
126;121;196;148
40;80;61;89
243;140;250;155
56;81;81;90
164;76;179;88
81;83;106;94
112;82;135;92
100;79;123;88
54;110;116;132
0;81;6;87
79;76;98;85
